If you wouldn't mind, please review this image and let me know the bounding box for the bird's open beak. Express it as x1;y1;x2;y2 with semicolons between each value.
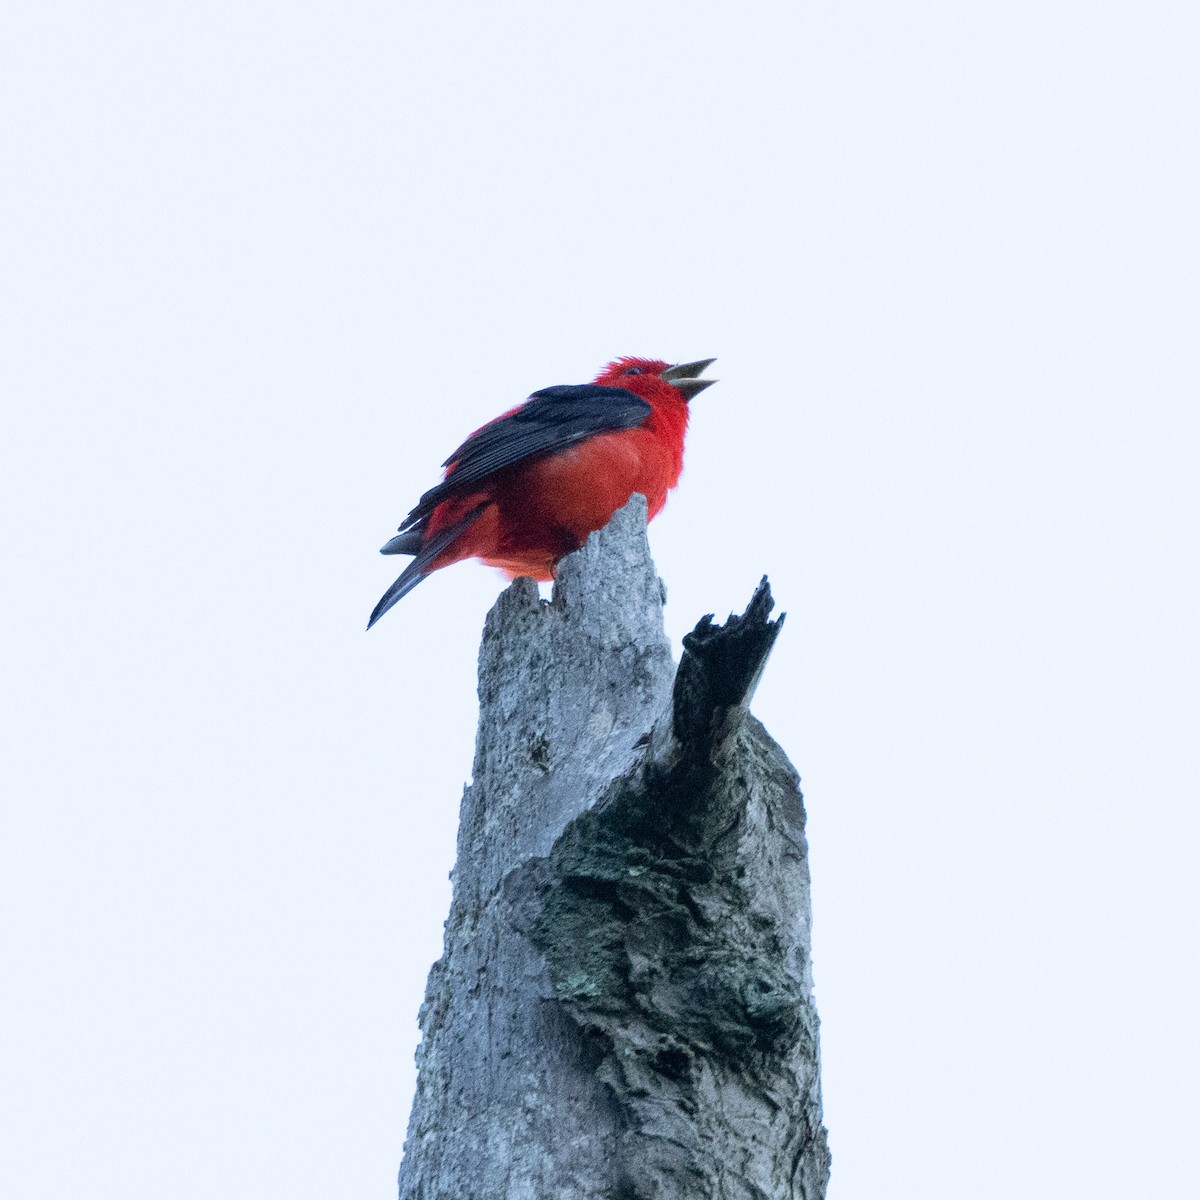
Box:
662;358;717;400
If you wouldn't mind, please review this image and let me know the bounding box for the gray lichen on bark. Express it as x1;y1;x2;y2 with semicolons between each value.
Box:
397;495;829;1199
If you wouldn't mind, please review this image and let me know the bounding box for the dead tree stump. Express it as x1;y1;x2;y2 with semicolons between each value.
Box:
397;496;829;1200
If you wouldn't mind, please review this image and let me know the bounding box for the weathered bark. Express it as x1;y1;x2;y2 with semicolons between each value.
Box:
398;496;829;1199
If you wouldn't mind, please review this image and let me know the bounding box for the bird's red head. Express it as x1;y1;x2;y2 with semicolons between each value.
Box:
593;356;718;403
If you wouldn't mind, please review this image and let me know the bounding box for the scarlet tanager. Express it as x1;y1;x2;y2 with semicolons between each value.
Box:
368;356;716;628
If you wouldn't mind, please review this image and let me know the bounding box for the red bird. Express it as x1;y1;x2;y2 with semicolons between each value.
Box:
368;355;716;627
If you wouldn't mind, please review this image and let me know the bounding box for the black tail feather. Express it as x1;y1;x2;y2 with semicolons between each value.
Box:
367;502;490;629
379;528;423;556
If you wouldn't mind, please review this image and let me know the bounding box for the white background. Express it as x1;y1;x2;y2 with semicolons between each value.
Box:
3;2;1197;1197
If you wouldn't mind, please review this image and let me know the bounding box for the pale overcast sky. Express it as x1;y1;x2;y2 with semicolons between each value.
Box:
3;2;1197;1197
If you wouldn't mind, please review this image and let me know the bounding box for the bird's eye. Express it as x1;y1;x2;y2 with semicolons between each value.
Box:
623;366;643;376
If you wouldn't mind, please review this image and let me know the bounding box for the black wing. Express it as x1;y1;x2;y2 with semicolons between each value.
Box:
393;384;651;536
